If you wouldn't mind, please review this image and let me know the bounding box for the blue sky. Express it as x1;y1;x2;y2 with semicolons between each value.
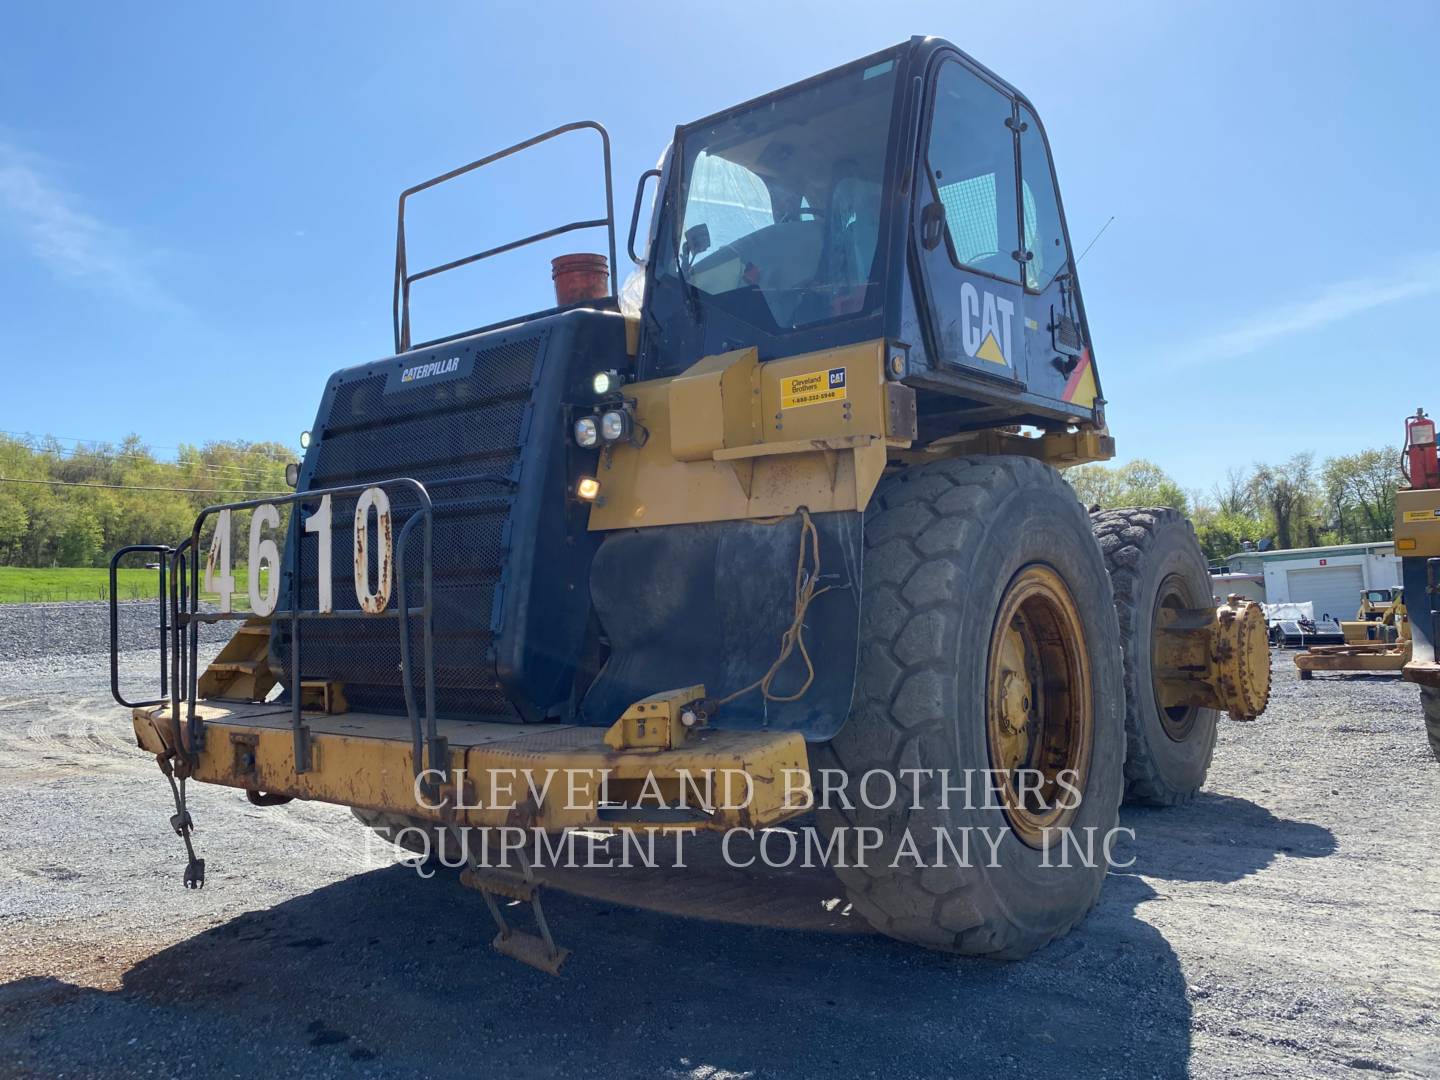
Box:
1;2;1435;495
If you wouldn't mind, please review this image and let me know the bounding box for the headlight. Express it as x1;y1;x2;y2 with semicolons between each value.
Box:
593;370;623;396
599;409;630;442
574;416;599;448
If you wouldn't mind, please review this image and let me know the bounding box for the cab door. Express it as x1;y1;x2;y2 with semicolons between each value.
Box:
911;57;1026;386
1014;103;1097;413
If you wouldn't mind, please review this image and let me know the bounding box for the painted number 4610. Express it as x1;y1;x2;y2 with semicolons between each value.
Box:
203;487;393;616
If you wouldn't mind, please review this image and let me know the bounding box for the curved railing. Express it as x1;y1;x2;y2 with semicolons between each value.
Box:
392;120;618;353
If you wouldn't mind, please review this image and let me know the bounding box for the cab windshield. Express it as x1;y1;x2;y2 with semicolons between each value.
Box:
663;58;899;332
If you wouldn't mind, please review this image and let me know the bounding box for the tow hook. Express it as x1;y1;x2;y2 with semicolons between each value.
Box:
157;753;206;889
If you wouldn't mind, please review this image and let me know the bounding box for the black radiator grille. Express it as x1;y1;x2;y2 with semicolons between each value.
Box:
283;333;545;721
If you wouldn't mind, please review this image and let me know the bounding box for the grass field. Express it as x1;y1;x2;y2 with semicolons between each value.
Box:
0;566;266;607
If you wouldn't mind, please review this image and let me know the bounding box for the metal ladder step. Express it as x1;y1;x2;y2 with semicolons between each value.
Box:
491;930;570;976
206;660;260;674
460;865;536;902
455;836;569;975
198;615;276;702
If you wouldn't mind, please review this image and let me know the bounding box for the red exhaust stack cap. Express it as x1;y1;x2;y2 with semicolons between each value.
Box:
551;253;610;307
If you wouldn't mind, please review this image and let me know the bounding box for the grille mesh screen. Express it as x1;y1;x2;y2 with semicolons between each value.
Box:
281;334;544;720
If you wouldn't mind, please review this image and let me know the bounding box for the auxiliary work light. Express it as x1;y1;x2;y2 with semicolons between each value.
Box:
599;409;631;443
574;416;599;448
576;477;602;501
592;370;624;396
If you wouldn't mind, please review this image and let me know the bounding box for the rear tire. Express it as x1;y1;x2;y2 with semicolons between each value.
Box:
813;455;1124;958
1090;507;1219;806
1424;687;1440;762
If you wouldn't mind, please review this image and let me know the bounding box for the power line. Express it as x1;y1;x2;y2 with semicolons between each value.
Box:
0;476;287;496
17;443;283;480
0;429;296;466
38;445;288;474
19;443;284;482
0;433;292;483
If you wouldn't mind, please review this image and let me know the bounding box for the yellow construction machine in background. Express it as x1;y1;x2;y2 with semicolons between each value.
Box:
1294;589;1410;679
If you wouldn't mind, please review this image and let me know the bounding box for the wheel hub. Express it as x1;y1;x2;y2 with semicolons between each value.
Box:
985;565;1093;848
996;630;1033;748
1152;594;1272;722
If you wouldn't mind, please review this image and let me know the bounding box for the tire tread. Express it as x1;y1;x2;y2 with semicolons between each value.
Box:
1089;506;1218;806
1423;687;1440;762
816;455;1119;958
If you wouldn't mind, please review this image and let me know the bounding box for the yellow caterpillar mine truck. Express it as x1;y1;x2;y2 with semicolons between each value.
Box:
110;37;1271;971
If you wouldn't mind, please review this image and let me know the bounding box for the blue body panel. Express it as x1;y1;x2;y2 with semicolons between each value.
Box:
277;308;624;722
1403;556;1436;666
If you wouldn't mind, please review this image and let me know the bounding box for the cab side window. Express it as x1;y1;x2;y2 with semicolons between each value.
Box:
925;61;1018;283
1017;106;1070;292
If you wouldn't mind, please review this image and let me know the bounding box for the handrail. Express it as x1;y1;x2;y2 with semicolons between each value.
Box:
108;545;172;709
627;168;662;264
394;512;436;783
167;541;191;759
392;120;619;354
177;478;438;783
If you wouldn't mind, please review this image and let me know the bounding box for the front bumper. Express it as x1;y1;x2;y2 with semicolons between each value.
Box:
132;701;809;832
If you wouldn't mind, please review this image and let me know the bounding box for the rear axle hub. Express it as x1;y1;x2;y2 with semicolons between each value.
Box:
1153;595;1271;722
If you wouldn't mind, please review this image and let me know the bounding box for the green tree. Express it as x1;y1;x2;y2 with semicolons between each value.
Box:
1322;447;1401;542
0;494;28;562
1250;454;1315;550
1211;466;1255;517
0;433;291;568
55;505;104;566
1065;459;1189;514
1191;506;1270;562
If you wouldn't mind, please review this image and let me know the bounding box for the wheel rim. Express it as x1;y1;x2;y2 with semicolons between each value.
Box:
1152;573;1201;741
985;565;1094;848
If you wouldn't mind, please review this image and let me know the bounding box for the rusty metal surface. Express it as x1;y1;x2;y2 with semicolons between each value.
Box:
166;478;438;788
131;700;809;833
196;618;275;701
1295;645;1410;673
1154;596;1272;722
1402;660;1440;689
604;685;708;751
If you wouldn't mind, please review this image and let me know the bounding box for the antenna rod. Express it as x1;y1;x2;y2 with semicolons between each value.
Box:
1075;215;1115;265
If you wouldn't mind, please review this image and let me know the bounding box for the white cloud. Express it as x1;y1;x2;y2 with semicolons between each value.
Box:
0;139;183;312
1166;253;1440;369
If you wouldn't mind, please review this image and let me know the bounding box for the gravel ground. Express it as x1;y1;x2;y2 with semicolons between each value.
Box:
0;605;1437;1079
3;599;236;663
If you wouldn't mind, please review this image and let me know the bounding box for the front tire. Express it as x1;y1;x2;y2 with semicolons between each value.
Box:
814;455;1124;958
1091;507;1220;805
